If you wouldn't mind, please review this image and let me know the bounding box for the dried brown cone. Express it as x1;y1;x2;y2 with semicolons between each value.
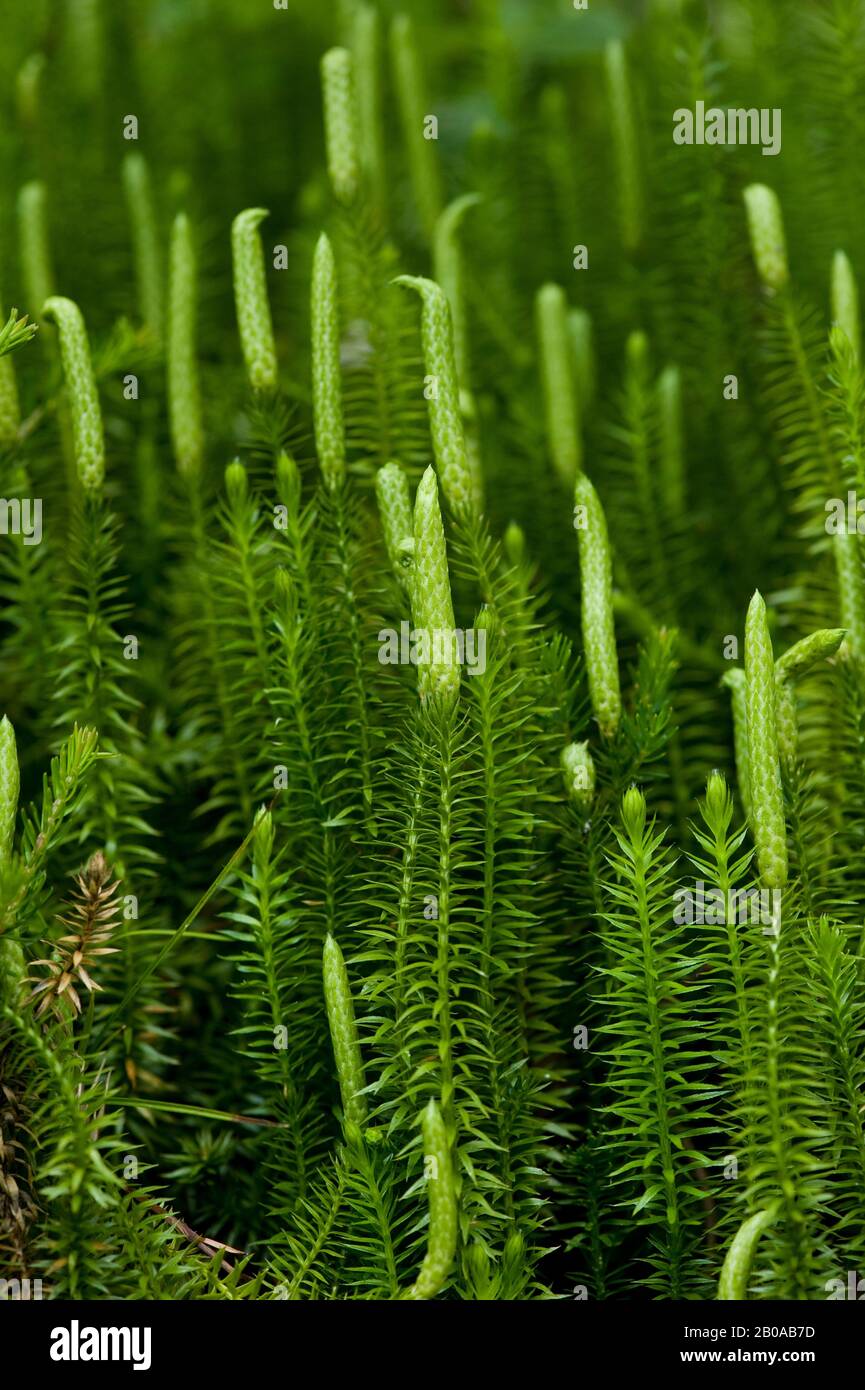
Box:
27;851;121;1019
0;1067;37;1278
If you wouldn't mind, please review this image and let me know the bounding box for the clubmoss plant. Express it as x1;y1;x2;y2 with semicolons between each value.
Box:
66;0;105;103
321;47;360;206
773;627;846;769
599;786;710;1297
323;934;367;1129
0;717;25;1007
774;678;798;772
0;717;19;869
17;180;55;319
743;184;789;294
412;465;459;706
832;249;860;359
775;627;846;682
352;4;386;215
604;39;643;254
308;233;377;831
744;592;787;890
717;1209;776;1300
390;14;443;239
433;194;480;393
536;282;582;487
231;208;278;393
657;364;685;518
167;212;204;477
27;851;122;1020
689;770;758;1183
122;152;164;343
16;51;45;130
311;233;346;491
375;460;414;590
4;0;865;1307
42;295;105;493
573;473;621;740
395;275;475;514
834;533;865;661
403;1100;456;1299
0;308;37;361
561;740;595;813
806;921;865;1273
568;307;596;416
722;668;752;821
0;725;100;1013
433;195;484;506
0;328;21;446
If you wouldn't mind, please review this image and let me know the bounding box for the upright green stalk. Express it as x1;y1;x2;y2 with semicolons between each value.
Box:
412;466;460;706
568;307;596;415
744;592;787;891
237;807;310;1200
433;198;484;506
353;4;386;215
433;194;480;393
717;1209;775;1300
744;190;844;596
323;935;367;1130
19;183;76;488
832;249;860;360
65;0;105;103
390;14;443;240
835;533;865;660
827;300;865;665
16;52;45;131
395;275;476;514
573;474;621;740
773;679;798;773
375;460;414;591
604;39;643;253
311;233;346;491
0;717;24;1005
402;1100;457;1299
536;283;581;487
185;480;254;830
17;181;55;320
561;740;595;814
231;207;278;393
223;461;272;691
321;47;360;206
722;669;752;822
805;921;865;1274
743;185;789;295
385;744;427;1090
691;772;757;1187
0;717;18;869
758;922;812;1297
310;236;375;827
621;331;676;621
42;296;105;494
657;364;685;517
122;152;164;343
413;468;459;1136
166;212;204;477
269;561;340;944
602;787;696;1297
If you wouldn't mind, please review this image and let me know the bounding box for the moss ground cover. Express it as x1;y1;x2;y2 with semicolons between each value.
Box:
1;0;865;1302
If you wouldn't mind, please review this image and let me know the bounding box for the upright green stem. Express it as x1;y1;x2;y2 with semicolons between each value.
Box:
433;709;456;1130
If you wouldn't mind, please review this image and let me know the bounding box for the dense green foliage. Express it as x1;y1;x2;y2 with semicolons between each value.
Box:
1;0;865;1301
